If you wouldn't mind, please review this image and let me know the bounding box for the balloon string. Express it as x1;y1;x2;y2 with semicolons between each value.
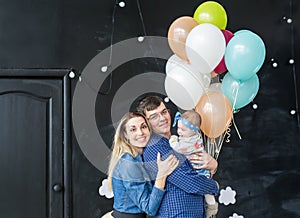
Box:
203;122;233;160
230;86;242;139
214;137;221;160
205;132;225;160
232;115;242;140
224;122;232;143
232;84;239;111
214;128;227;160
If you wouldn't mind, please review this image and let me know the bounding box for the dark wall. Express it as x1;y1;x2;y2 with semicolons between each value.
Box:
1;0;299;217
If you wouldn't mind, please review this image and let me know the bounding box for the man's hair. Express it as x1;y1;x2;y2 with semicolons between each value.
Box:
136;95;163;115
181;110;201;128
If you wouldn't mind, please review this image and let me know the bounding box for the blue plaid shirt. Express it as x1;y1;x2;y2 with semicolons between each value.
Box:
143;133;219;218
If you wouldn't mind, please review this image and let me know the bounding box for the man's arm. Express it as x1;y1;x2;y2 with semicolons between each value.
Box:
143;135;218;196
189;150;218;177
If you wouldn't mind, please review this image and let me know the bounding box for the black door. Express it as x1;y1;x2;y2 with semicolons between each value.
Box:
0;69;71;218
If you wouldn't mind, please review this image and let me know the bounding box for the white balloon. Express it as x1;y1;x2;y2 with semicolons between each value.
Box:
165;54;211;88
164;65;209;110
165;75;196;110
186;23;226;73
165;54;184;74
166;53;211;76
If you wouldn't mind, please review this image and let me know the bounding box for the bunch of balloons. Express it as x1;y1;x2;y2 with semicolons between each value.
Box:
165;1;266;138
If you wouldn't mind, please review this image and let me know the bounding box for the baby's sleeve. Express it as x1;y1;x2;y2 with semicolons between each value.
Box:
169;135;180;152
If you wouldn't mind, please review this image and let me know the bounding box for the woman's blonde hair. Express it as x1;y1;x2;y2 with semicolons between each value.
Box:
107;112;151;190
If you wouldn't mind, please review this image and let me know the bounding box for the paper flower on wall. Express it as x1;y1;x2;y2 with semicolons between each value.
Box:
98;179;114;199
229;213;244;218
219;186;236;205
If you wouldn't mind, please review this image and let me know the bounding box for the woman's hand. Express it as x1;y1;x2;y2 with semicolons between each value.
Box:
156;152;179;179
188;150;218;176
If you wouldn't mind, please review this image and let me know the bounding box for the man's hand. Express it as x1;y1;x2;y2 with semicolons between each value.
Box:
188;150;218;177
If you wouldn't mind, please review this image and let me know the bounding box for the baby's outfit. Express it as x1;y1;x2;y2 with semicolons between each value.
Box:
169;131;218;218
169;132;210;177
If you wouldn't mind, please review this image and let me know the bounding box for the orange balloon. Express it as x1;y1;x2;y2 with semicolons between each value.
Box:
168;16;198;62
195;91;233;138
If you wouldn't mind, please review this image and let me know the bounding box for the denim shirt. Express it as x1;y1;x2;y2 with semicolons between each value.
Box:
112;153;165;216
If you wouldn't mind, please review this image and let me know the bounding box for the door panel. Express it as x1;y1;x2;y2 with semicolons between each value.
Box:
0;70;69;218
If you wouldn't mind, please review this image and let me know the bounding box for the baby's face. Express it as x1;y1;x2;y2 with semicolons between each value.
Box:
177;120;196;138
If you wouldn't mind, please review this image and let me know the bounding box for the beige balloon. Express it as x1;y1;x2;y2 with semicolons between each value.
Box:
168;16;198;62
195;91;233;138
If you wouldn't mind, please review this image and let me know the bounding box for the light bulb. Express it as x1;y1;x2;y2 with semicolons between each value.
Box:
272;62;278;68
101;66;108;72
119;1;125;7
69;71;75;78
138;36;144;42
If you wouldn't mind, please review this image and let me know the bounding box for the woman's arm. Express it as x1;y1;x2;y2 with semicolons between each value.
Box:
154;152;179;190
120;153;178;216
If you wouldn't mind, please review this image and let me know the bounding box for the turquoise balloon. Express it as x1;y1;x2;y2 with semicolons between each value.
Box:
234;29;248;35
221;73;259;110
224;30;266;81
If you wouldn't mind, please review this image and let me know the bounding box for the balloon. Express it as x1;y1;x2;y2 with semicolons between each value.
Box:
211;71;218;78
213;58;227;74
225;30;266;81
214;29;234;74
164;63;210;110
193;1;227;29
195;91;233;138
186;23;226;74
222;29;235;42
168;16;199;62
207;82;222;92
234;29;248;35
221;73;260;110
165;54;211;86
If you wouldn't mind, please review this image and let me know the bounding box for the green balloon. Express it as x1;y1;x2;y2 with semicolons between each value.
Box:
193;1;227;30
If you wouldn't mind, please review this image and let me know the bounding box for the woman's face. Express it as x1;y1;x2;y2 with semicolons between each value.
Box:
125;116;150;148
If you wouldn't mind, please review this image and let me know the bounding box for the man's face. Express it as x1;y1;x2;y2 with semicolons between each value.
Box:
144;102;171;138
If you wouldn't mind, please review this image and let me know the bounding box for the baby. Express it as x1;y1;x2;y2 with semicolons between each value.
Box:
169;110;218;217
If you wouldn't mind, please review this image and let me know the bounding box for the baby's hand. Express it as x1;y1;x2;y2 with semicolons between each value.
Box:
169;135;178;143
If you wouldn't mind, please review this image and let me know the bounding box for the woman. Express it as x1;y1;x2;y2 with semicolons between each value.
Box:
106;112;179;218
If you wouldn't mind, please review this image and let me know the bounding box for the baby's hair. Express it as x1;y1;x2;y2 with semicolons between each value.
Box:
181;110;201;128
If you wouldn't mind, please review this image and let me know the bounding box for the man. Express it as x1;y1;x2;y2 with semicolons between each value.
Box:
136;96;219;218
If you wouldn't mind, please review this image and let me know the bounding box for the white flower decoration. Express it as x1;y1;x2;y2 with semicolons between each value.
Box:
98;179;114;199
229;213;244;218
219;186;236;205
